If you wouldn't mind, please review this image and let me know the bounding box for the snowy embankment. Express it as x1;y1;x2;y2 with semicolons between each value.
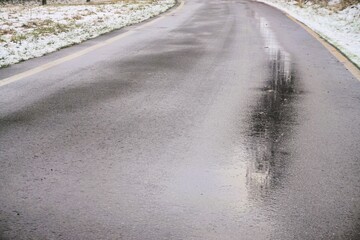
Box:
0;0;176;68
257;0;360;68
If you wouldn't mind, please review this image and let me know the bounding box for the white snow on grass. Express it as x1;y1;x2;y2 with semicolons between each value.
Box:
0;0;176;68
257;0;360;67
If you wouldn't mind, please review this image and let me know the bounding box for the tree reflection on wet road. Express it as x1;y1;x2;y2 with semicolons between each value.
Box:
0;0;359;239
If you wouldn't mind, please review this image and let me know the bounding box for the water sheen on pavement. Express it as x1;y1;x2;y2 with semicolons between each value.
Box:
0;0;359;239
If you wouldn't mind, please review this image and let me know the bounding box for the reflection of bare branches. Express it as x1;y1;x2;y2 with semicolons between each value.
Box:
246;18;300;193
247;50;296;190
246;143;271;189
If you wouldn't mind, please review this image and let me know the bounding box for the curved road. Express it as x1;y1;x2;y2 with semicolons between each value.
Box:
1;0;360;239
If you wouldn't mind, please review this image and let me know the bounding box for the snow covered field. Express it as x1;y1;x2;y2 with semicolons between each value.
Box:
0;0;176;68
257;0;360;68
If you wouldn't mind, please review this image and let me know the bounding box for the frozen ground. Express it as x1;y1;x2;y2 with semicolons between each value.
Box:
257;0;360;68
0;0;176;68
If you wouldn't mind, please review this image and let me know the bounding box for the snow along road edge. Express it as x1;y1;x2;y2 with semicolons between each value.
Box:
0;0;176;68
0;0;185;88
256;0;360;81
285;13;360;81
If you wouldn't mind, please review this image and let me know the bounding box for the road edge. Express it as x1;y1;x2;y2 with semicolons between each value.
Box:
0;0;185;88
285;14;360;81
255;1;360;81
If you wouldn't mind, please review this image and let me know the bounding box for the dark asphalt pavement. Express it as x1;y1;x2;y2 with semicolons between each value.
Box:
1;0;360;239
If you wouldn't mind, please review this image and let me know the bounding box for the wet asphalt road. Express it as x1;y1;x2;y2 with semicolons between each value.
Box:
1;0;360;239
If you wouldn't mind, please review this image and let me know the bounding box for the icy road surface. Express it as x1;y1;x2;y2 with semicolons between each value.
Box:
0;0;360;239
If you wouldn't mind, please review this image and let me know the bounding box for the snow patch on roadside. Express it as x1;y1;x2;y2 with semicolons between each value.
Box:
0;0;176;68
257;0;360;67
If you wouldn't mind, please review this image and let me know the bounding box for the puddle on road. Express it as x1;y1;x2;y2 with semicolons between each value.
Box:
245;17;302;197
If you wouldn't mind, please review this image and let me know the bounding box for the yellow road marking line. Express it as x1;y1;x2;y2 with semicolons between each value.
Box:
0;0;185;88
0;31;132;88
286;14;360;81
